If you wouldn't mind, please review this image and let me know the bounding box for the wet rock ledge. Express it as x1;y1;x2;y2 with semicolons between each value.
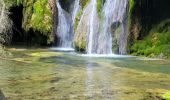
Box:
0;90;6;100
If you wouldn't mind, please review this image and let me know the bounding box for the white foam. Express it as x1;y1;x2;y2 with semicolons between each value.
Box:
49;47;75;52
78;54;133;58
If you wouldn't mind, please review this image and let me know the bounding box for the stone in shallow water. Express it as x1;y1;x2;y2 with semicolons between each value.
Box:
0;90;6;100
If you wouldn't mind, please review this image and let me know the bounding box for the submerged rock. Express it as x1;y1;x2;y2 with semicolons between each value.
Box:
0;90;6;100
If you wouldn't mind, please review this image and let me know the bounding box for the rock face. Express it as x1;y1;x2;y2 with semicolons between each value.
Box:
0;90;6;100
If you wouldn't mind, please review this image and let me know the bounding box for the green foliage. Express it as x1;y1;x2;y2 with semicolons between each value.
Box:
131;19;170;58
23;0;53;44
128;0;134;26
129;0;134;14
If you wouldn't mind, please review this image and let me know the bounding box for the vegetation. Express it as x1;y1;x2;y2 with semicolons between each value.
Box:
131;19;170;58
23;0;53;44
128;0;170;59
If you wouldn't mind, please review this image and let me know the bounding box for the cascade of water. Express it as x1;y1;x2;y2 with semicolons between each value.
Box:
72;0;81;24
96;0;128;54
87;0;98;54
56;1;73;48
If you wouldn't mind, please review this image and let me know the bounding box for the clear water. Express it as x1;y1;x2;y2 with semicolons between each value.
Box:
0;48;170;99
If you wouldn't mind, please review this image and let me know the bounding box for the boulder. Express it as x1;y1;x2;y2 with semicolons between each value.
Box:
0;90;6;100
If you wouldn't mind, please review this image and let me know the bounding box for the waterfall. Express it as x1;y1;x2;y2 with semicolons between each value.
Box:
56;1;73;48
74;0;128;54
72;0;81;24
97;0;128;54
87;0;97;54
75;0;99;54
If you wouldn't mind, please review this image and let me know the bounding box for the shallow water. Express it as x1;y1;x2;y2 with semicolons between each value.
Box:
0;48;170;100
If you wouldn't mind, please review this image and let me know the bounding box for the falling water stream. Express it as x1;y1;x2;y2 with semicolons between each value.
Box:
72;0;81;24
56;1;73;48
75;0;128;55
97;0;128;54
87;0;97;54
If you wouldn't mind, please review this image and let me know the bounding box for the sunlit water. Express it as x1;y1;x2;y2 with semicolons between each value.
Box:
0;48;170;99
